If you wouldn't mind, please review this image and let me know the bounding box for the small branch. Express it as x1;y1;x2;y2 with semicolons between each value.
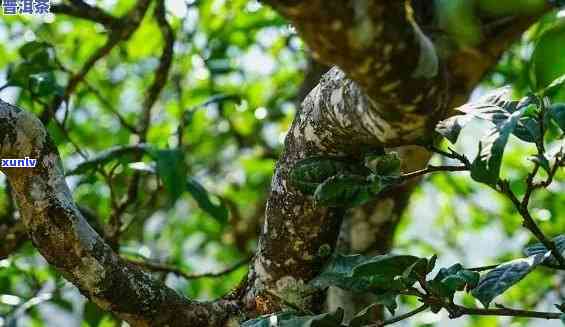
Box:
467;264;500;272
66;144;151;176
372;304;429;326
52;0;119;28
450;304;562;320
428;146;471;168
126;256;251;280
138;0;175;140
401;165;468;180
499;180;565;267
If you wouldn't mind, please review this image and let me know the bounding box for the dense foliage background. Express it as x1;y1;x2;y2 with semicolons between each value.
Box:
1;0;565;326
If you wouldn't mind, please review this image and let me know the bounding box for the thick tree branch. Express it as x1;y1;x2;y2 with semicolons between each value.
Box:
0;101;240;326
244;0;552;317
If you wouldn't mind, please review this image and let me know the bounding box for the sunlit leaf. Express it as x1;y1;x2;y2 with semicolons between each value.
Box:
549;103;565;131
523;235;565;266
471;253;549;308
470;105;527;185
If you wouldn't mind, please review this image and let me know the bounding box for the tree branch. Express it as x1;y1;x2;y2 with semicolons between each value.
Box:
51;0;119;28
126;256;251;280
247;0;552;316
0;101;241;326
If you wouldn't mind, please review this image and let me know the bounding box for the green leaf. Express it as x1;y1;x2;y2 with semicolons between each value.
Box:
310;254;374;293
471;253;549;308
428;264;478;300
83;302;105;327
313;174;372;208
442;269;479;292
530;154;551;174
435;87;517;144
152;149;187;205
186;177;229;223
312;254;426;293
531;21;565;91
543;74;565;97
458;87;517;121
470;106;526;185
513;117;541;143
352;254;425;290
436;0;482;47
290;157;370;194
435;114;473;144
19;41;51;61
523;235;565;267
29;72;63;97
549;103;565;131
349;303;381;327
365;152;401;177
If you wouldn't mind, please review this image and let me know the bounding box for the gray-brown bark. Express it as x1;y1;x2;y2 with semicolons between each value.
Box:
0;102;240;327
242;0;549;318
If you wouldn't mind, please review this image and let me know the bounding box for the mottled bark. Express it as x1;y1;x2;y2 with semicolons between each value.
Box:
243;0;548;317
0;101;240;327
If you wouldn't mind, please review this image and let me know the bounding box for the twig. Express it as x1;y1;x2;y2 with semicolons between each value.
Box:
449;304;561;320
138;0;175;140
52;0;119;28
126;256;250;280
401;165;468;180
467;264;500;272
499;180;565;267
428;145;471;168
372;304;429;326
66;144;151;176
